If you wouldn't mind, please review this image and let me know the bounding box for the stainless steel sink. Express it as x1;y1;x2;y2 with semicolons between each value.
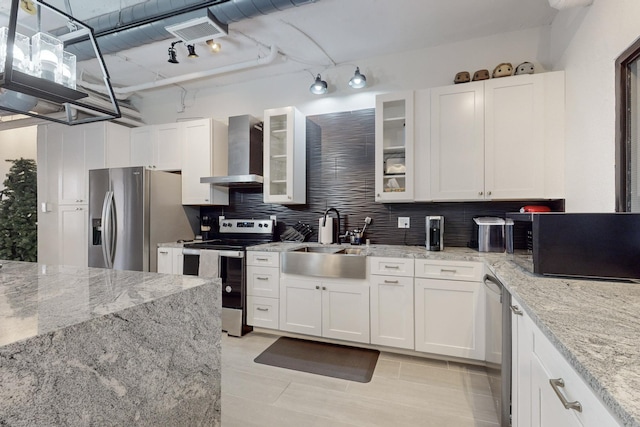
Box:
282;246;367;279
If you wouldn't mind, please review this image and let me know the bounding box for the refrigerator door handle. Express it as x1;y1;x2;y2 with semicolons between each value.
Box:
101;191;115;269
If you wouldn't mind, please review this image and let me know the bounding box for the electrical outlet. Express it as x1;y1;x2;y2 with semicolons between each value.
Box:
398;217;410;229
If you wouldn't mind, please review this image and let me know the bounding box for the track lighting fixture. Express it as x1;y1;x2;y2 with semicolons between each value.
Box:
309;74;328;95
168;40;182;64
349;66;367;89
187;44;199;58
206;39;222;53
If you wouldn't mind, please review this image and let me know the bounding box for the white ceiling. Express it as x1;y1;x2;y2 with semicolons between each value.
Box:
30;0;559;96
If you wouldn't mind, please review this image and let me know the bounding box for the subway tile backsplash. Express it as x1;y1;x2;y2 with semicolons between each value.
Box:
201;109;563;247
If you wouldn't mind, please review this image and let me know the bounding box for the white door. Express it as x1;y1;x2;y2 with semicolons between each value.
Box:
530;355;583;427
155;123;182;171
321;281;370;343
181;119;212;204
157;247;173;274
430;82;485;201
415;278;485;360
58;205;88;267
279;277;322;336
130;126;154;168
485;74;545;199
370;275;414;349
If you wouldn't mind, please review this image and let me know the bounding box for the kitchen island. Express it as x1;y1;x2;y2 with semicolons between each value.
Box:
0;260;221;426
249;242;639;427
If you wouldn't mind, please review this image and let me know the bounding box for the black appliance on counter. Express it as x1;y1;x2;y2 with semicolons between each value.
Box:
182;218;275;336
507;212;640;281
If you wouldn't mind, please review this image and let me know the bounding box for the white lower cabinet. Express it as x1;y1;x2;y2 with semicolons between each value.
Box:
414;260;485;360
369;257;414;349
279;275;370;343
246;251;280;329
156;247;183;274
513;297;621;427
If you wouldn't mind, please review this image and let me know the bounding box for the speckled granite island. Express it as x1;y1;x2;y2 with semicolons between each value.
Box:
0;260;221;427
249;242;640;427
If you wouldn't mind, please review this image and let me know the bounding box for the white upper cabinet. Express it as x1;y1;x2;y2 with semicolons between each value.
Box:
375;91;414;202
428;72;565;201
429;82;485;201
130;123;182;171
263;106;306;204
181;119;229;206
45;123;106;205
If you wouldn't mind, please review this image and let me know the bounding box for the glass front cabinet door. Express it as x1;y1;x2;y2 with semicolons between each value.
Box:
375;91;414;202
263;106;306;204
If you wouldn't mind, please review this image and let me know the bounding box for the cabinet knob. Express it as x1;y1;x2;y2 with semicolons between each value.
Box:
478;191;483;196
322;286;327;291
315;285;320;290
487;191;492;196
205;199;209;202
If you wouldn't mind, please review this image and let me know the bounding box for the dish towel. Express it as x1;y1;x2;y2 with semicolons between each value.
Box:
198;250;220;278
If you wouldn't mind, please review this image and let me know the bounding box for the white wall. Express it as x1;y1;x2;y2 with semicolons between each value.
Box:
550;0;640;211
0;126;37;192
138;26;551;124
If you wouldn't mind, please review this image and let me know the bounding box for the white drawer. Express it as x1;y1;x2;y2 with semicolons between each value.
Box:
414;259;483;282
247;266;280;298
246;251;280;267
246;296;279;329
369;257;414;277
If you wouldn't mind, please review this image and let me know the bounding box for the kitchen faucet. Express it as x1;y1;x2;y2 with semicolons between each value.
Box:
322;207;341;244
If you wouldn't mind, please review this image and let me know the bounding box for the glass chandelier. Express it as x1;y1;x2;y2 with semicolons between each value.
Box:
0;0;120;125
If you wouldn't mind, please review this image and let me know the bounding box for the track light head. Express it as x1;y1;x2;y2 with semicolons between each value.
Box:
187;44;199;58
206;39;222;53
349;67;367;89
168;40;182;64
310;74;328;95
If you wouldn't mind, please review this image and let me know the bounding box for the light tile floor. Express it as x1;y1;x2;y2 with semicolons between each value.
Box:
222;332;500;427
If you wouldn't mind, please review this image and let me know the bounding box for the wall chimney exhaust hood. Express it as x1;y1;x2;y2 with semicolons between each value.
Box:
201;114;264;187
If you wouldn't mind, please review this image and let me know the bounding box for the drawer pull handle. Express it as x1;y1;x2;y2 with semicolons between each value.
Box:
549;378;583;412
510;305;523;316
256;257;269;261
441;269;457;273
384;265;400;269
159;250;169;254
384;280;400;284
256;307;269;312
256;276;269;280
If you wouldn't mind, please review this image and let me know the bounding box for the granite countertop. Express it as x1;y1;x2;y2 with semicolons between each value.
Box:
0;260;218;347
248;242;639;426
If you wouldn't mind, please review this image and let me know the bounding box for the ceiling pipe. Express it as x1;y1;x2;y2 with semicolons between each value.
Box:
79;44;280;98
547;0;593;10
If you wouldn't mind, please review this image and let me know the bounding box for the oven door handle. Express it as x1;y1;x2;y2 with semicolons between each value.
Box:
182;248;245;258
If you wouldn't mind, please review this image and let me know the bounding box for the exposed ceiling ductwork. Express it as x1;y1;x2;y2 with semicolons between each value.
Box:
63;0;317;60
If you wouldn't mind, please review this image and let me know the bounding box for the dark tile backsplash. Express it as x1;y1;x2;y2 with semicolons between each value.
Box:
201;109;564;248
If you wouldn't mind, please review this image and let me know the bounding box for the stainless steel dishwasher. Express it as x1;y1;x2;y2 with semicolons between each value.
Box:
483;273;512;427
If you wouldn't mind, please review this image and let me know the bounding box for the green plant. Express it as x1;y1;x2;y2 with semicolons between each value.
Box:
0;158;37;262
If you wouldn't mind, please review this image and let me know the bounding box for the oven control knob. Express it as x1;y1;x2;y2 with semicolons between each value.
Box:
225;286;232;293
258;223;263;227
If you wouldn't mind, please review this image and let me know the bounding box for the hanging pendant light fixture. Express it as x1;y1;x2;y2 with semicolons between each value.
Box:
349;66;367;89
309;73;328;95
0;0;120;125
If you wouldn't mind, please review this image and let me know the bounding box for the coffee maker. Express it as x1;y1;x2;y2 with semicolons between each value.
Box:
200;215;214;241
426;216;444;251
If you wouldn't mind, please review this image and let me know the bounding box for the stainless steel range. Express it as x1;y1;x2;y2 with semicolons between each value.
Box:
182;218;275;337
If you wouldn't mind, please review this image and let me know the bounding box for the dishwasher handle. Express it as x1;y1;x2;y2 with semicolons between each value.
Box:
483;273;503;296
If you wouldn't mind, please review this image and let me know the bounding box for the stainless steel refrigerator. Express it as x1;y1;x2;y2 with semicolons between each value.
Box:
88;166;194;272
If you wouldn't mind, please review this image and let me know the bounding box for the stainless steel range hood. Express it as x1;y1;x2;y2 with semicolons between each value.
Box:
201;114;264;187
